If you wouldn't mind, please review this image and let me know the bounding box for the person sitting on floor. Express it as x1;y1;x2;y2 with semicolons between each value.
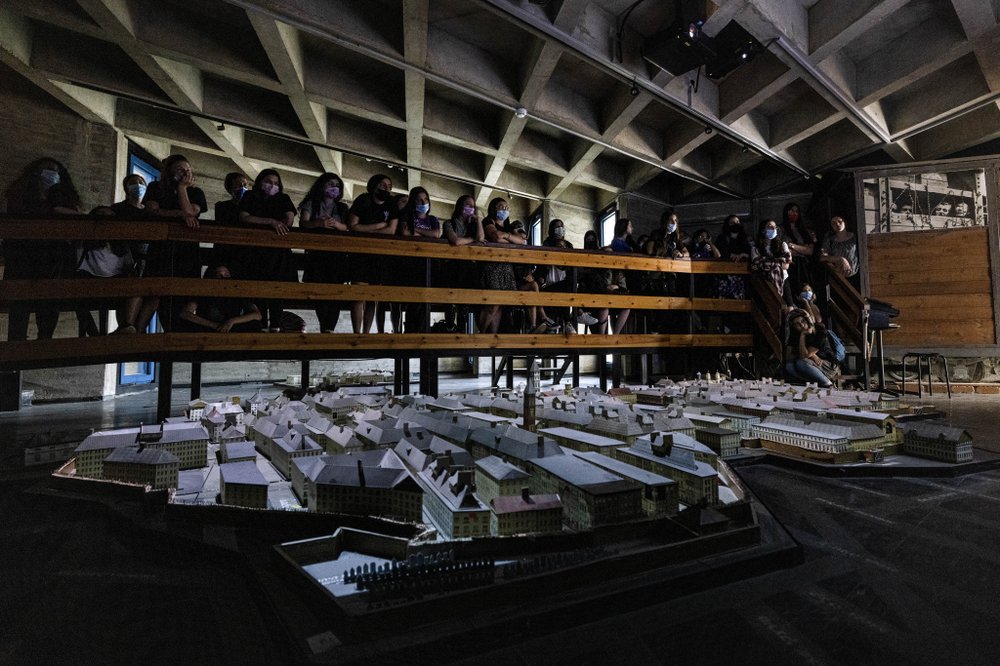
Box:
785;309;834;388
177;265;263;333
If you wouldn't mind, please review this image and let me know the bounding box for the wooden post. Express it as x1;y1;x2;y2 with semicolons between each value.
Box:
157;361;173;422
190;362;202;402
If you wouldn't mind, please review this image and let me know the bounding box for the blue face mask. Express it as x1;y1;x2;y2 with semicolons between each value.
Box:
127;183;146;200
415;203;430;214
495;209;510;221
39;169;60;190
666;223;677;234
765;228;778;240
800;291;813;301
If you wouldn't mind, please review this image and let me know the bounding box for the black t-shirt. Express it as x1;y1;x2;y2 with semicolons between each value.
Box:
237;190;296;222
143;180;207;216
198;296;257;324
348;193;396;227
110;201;149;219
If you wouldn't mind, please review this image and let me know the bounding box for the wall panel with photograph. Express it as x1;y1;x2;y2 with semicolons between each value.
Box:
863;168;988;234
856;161;1000;353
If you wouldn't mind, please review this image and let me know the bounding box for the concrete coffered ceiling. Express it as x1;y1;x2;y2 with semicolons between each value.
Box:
2;0;1000;210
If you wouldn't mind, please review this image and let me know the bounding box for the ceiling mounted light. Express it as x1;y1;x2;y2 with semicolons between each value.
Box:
515;107;528;119
630;78;640;96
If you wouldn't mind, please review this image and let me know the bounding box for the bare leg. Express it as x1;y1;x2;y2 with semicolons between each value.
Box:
612;308;631;334
351;299;365;334
589;308;610;334
363;301;377;333
135;297;160;332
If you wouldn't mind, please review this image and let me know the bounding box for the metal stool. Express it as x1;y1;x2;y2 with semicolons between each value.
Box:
901;352;951;398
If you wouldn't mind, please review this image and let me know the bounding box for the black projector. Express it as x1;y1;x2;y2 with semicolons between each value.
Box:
641;23;717;76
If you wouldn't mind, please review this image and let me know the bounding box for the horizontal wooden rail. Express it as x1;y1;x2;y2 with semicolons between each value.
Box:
0;332;753;371
1;217;750;274
0;278;751;313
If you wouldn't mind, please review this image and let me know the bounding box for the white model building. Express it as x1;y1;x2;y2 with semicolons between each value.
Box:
614;435;719;507
271;431;324;478
899;422;974;463
490;489;563;537
474;455;532;506
568;450;678;517
102;446;180;490
526;454;643;530
219;461;268;509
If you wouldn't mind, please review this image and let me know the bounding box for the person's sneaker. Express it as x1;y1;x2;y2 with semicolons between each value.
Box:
562;323;577;335
531;322;550;334
576;311;599;326
322;329;336;334
113;324;137;335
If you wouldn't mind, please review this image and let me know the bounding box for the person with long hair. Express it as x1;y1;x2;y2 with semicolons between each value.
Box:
537;219;597;333
125;154;208;332
751;218;793;306
714;213;751;300
478;197;524;333
781;201;816;294
346;174;397;333
437;195;483;331
3;157;82;340
238;167;298;330
398;186;441;332
818;215;858;279
299;172;349;332
584;224;630;335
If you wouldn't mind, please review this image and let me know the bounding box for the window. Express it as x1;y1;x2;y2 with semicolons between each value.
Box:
599;207;617;247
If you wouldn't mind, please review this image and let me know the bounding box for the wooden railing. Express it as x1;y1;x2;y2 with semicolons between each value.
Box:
1;217;753;373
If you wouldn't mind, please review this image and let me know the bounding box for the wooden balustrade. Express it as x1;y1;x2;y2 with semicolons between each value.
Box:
1;217;755;390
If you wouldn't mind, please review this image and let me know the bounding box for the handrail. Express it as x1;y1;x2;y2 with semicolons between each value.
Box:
1;216;755;380
0;332;753;371
0;278;751;312
0;217;750;275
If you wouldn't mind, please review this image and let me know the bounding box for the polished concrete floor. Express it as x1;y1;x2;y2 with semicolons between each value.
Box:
2;380;1000;664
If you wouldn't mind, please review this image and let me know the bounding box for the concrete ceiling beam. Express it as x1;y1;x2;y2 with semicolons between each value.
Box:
477;40;563;207
0;9;117;125
402;0;429;188
808;0;910;61
910;104;1000;160
247;12;343;177
76;0;257;174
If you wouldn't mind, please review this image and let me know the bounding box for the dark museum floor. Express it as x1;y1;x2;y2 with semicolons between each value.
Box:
2;380;1000;665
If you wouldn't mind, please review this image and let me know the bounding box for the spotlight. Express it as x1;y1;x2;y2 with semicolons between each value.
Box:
741;144;749;153
704;126;713;135
217;123;225;131
630;78;640;97
515;107;528;119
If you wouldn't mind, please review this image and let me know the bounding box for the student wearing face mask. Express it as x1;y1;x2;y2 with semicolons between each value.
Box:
3;157;82;340
299;172;350;333
432;195;483;332
476;197;524;334
751;218;793;307
238;168;298;331
346;174;398;334
713;214;751;301
537;220;597;333
210;172;249;274
75;175;148;336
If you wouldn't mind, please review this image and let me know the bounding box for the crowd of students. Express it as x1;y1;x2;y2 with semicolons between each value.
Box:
2;155;858;356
